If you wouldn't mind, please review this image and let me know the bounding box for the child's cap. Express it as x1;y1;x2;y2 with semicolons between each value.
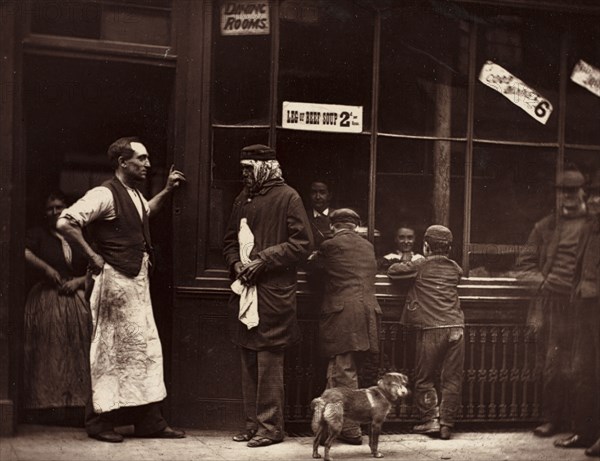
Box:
424;225;453;243
329;208;361;226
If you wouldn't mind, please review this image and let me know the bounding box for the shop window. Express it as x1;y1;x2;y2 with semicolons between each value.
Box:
468;144;556;277
565;20;600;146
29;0;171;46
379;5;469;137
279;0;374;129
474;14;560;142
565;149;600;185
276;129;370;221
207;128;270;268
212;4;271;125
375;138;465;265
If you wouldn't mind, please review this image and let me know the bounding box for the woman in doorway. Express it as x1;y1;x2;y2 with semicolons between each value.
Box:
24;191;91;425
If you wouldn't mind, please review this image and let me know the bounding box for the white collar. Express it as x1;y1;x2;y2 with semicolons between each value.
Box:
313;208;329;218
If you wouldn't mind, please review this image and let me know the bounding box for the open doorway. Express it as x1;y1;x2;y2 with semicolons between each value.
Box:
22;55;175;425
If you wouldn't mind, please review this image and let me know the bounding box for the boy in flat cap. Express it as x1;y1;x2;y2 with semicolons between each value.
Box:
516;168;588;438
387;224;463;440
309;208;381;445
223;144;313;448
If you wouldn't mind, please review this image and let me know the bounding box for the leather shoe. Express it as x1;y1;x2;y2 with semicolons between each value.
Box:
440;426;451;440
413;419;441;434
232;429;257;442
585;438;600;457
534;422;557;437
89;430;124;443
554;434;589;449
140;426;186;439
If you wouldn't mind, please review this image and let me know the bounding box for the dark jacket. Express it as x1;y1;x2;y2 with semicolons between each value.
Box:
315;229;381;357
308;208;334;248
223;180;313;350
573;215;600;300
88;177;152;277
391;255;464;329
516;212;587;292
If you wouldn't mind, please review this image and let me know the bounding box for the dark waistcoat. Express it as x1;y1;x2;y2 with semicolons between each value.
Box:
89;177;152;277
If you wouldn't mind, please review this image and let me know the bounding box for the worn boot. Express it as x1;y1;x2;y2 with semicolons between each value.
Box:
413;419;441;434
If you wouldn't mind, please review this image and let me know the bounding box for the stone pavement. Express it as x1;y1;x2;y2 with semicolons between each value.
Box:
0;425;595;461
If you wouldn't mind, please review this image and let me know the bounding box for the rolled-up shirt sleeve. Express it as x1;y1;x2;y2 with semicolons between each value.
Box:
60;186;115;227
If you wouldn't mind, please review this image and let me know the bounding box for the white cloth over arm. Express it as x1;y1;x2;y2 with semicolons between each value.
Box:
230;218;259;329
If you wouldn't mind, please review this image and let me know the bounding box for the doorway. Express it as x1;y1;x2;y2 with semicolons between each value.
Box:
22;54;176;424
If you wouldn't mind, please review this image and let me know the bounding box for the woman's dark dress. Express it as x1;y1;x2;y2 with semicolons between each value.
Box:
24;227;91;409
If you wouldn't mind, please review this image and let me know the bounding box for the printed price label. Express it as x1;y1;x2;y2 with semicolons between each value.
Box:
282;101;363;133
478;61;553;125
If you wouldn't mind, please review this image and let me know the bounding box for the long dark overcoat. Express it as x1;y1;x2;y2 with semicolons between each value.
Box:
317;229;382;357
223;180;313;350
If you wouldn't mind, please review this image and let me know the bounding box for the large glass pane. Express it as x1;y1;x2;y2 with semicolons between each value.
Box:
565;18;600;146
379;4;469;137
276;129;370;225
375;138;465;267
474;12;560;142
565;149;600;185
208;128;270;268
279;0;373;129
212;3;271;124
469;144;556;276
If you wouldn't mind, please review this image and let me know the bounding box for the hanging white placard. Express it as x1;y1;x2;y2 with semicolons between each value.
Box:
478;60;553;125
571;60;600;98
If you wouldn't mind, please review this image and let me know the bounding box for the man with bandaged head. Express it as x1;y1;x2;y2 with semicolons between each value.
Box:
223;144;313;448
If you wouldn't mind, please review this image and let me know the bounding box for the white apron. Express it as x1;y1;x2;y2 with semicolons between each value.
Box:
89;254;166;413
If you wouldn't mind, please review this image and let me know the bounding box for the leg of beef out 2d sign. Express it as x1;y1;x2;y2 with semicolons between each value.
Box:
282;101;363;133
220;1;270;35
479;61;553;125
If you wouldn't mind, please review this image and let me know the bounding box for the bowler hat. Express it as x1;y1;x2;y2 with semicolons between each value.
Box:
424;224;453;243
240;144;276;161
555;170;585;189
329;208;361;226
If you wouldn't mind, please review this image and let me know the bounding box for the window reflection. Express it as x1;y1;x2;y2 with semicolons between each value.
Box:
565;19;600;146
279;0;373;129
474;13;560;142
212;6;271;125
379;5;469;137
469;144;555;276
276;129;370;220
375;138;465;265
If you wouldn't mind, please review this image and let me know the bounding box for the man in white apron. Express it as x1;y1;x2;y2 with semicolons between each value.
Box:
57;137;186;443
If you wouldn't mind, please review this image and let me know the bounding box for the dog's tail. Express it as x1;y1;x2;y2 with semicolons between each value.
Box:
310;397;326;434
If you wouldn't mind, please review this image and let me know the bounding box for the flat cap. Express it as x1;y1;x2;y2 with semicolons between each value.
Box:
424;224;453;243
329;208;361;226
240;144;276;161
555;170;585;189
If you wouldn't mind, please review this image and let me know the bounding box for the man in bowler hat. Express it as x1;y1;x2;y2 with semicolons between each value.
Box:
553;170;600;456
517;168;588;438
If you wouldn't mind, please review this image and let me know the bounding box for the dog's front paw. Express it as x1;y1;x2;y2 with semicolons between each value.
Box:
372;452;384;458
312;453;322;459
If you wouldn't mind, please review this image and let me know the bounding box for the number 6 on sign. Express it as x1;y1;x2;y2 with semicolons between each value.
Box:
478;61;553;125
